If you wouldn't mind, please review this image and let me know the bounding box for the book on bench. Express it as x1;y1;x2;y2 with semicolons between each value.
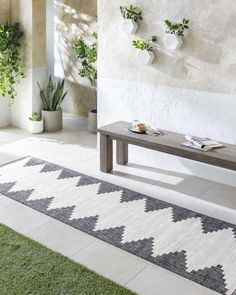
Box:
182;135;224;152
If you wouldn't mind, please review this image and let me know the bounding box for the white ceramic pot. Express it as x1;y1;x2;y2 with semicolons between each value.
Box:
28;119;44;134
42;109;63;132
138;50;155;65
122;19;138;34
88;109;97;133
164;34;183;51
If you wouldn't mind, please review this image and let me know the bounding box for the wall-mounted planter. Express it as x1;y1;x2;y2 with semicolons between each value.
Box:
138;50;155;65
28;119;44;134
164;34;183;51
122;19;138;34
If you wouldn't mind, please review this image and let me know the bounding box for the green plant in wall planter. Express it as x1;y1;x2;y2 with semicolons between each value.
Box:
74;32;97;133
0;23;25;104
38;76;68;132
132;36;158;65
164;18;190;51
28;112;43;134
120;5;142;34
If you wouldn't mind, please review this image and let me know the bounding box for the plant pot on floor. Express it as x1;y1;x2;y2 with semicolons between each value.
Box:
42;109;63;132
28;119;44;134
88;109;97;133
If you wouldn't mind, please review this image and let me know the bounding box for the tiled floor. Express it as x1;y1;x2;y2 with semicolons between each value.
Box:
0;114;235;295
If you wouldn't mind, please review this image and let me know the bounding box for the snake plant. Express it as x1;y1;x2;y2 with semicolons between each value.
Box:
38;76;68;111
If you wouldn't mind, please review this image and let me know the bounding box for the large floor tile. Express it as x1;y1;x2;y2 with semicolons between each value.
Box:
0;202;52;234
27;219;96;257
71;240;147;285
199;183;236;210
126;264;219;295
0;194;18;210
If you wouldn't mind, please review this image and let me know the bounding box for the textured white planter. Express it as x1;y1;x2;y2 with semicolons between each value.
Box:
164;34;183;51
122;19;138;34
28;120;44;134
138;50;155;65
88;109;97;133
42;109;63;132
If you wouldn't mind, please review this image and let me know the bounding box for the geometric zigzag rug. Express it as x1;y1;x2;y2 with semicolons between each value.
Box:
0;156;235;295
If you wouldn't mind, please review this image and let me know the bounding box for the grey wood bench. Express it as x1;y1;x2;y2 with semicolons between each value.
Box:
98;121;236;173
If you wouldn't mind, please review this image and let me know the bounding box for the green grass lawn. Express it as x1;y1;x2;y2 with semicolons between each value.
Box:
0;224;136;295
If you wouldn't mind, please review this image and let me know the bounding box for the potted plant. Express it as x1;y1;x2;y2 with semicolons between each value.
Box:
28;112;43;134
120;5;142;34
38;76;68;132
164;18;190;51
132;36;158;65
74;33;97;133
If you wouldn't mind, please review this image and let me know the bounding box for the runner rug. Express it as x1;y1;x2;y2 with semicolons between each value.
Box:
0;156;235;295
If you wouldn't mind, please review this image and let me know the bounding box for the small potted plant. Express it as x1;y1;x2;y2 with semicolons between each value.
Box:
74;33;97;133
164;18;190;51
132;36;158;65
165;18;189;51
28;112;43;134
38;76;68;132
120;5;142;34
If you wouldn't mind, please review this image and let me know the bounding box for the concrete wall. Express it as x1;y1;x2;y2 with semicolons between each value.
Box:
52;0;97;116
98;0;236;187
1;0;47;130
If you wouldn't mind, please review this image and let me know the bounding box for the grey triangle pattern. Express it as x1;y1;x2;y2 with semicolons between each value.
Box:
58;169;81;179
190;265;228;295
121;189;146;203
0;182;16;194
200;216;236;237
68;215;99;233
7;189;34;202
48;206;76;223
40;163;62;173
1;156;236;295
95;226;125;245
24;157;46;167
26;197;54;212
153;250;187;274
122;237;154;259
98;182;122;194
145;197;172;212
77;175;101;187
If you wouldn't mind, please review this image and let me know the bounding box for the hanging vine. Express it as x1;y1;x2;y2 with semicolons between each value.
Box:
0;23;25;103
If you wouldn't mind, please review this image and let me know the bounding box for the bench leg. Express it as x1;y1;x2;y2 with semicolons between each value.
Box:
100;134;113;173
116;141;128;165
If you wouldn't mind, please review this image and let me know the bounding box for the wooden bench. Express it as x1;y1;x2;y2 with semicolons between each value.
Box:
98;121;236;173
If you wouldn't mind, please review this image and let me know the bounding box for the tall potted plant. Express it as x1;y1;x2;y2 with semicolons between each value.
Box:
74;32;97;133
38;76;68;132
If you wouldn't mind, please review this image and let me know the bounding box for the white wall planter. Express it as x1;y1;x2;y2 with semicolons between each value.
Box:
164;34;183;51
88;109;97;133
122;19;138;34
138;50;155;65
28;120;44;134
42;109;63;132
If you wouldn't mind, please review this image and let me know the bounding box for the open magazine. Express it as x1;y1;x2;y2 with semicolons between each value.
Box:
182;135;224;152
